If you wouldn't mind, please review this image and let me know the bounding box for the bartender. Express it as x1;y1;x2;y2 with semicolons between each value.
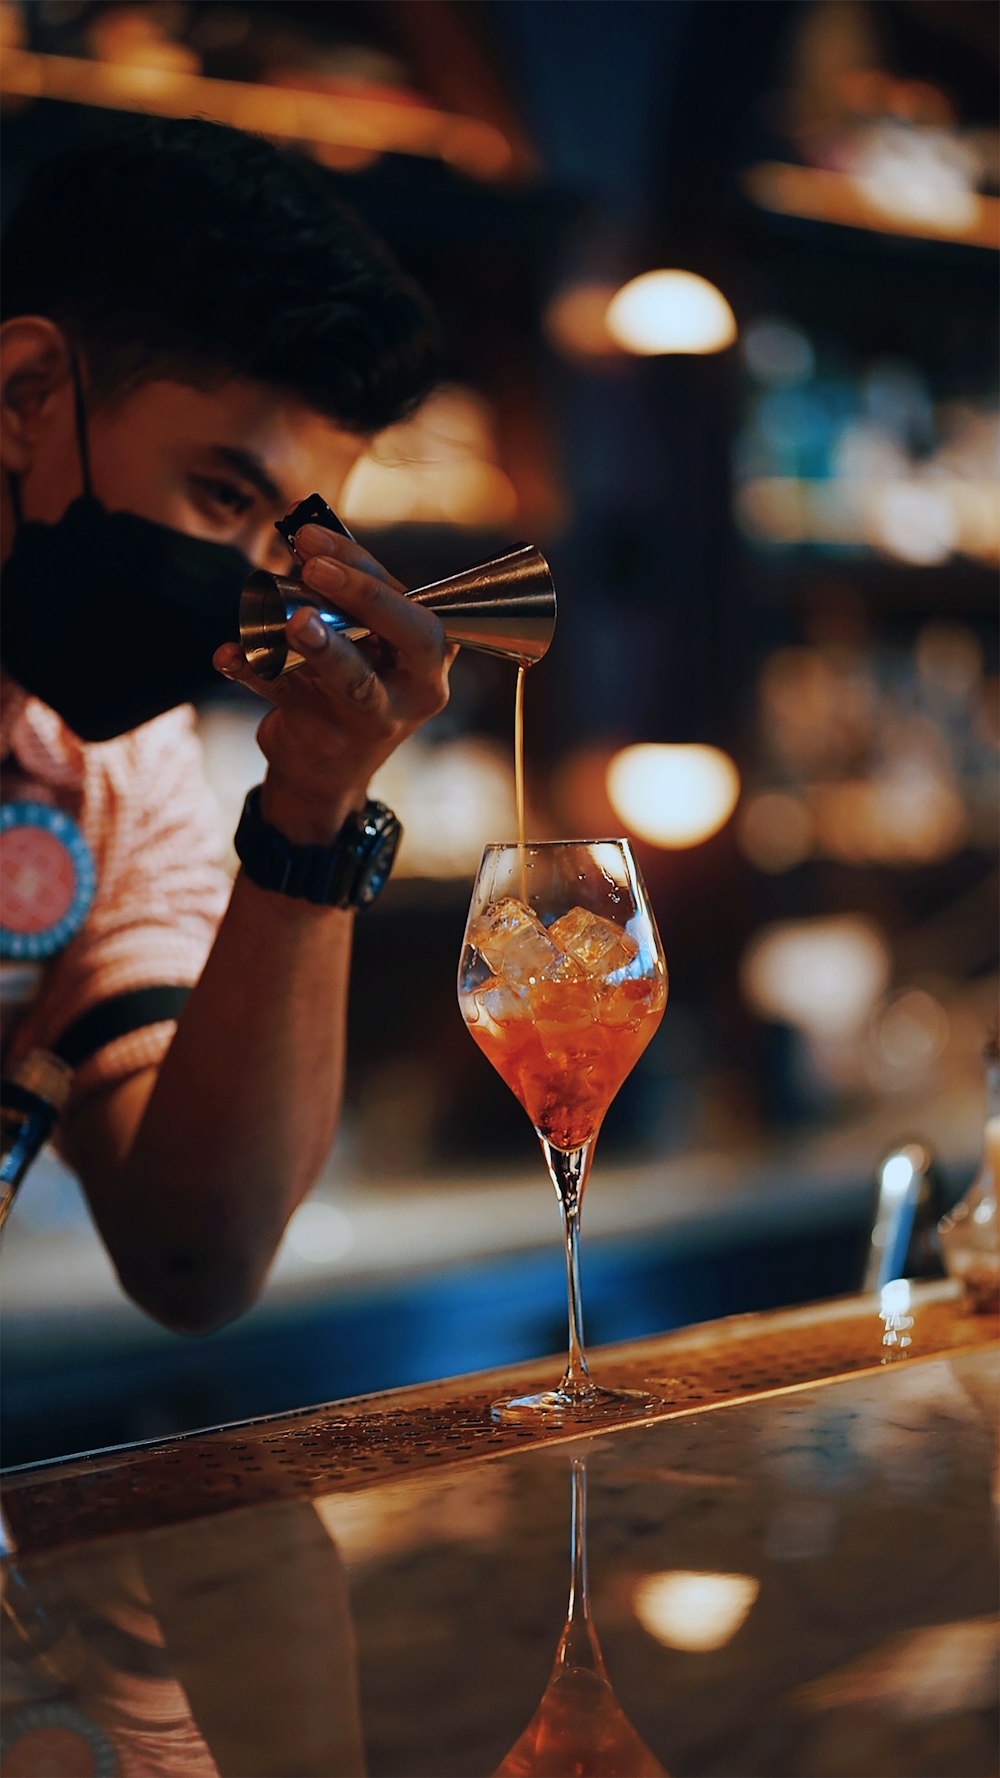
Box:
0;115;453;1331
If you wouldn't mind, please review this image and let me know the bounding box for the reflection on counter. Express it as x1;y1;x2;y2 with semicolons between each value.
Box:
493;1458;666;1777
2;1504;365;1778
2;1347;996;1777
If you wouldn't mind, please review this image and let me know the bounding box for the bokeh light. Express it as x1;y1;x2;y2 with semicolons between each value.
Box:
372;737;516;877
874;988;950;1076
633;1571;760;1652
606;744;740;847
342;386;518;528
544;281;619;358
743;316;816;386
606;270;737;356
874;482;957;565
851;121;981;233
738;791;813;872
283;1200;354;1265
740;916;891;1036
880;1154;915;1199
814;767;967;865
553;746;619;838
916;623;984;699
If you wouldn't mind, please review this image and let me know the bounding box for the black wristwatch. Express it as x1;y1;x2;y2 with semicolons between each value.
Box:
234;787;401;910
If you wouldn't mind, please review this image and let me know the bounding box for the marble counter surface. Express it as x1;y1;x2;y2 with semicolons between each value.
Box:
2;1291;997;1777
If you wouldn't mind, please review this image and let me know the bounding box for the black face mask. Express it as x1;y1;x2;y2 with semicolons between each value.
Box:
2;369;253;742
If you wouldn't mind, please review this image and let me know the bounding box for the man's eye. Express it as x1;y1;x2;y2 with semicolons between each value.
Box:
189;477;253;518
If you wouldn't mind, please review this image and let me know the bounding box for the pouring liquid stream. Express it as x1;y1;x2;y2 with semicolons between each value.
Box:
514;664;527;901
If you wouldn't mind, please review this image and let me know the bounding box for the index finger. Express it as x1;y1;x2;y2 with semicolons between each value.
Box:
300;556;446;668
294;524;404;594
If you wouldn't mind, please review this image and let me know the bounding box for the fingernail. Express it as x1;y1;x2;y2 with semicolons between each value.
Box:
214;646;245;679
304;555;345;591
294;612;327;651
296;525;343;554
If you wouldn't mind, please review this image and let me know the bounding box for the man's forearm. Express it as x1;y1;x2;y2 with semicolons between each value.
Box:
86;865;355;1331
72;517;451;1334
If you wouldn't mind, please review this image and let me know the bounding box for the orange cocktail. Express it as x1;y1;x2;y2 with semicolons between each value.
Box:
463;898;666;1152
494;1665;667;1777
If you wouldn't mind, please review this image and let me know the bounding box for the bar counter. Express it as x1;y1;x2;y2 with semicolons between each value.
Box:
2;1283;997;1777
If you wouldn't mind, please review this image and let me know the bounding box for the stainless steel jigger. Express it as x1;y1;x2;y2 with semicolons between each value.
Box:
240;541;556;680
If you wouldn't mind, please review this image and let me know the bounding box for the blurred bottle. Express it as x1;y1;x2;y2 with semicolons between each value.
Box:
0;1050;73;1231
938;1039;1000;1312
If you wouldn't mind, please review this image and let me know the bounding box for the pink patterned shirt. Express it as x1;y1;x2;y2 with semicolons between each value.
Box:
1;680;230;1117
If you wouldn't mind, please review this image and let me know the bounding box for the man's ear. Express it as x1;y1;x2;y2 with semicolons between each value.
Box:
0;316;74;476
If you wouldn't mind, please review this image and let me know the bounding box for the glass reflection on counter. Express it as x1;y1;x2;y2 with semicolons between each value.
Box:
493;1456;666;1778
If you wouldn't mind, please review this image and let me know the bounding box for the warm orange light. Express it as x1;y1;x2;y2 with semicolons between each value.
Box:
813;771;966;866
735;475;999;564
875;989;950;1075
634;1572;759;1652
606;271;737;356
741;915;890;1036
738;792;813;873
606;744;740;848
744;160;1000;250
371;736;516;879
341;387;518;528
544;282;620;358
0;47;512;179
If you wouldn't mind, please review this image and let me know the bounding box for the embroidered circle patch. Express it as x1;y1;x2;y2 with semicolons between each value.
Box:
0;803;95;961
0;1703;116;1777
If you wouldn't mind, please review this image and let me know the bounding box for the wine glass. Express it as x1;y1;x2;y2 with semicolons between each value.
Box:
458;841;667;1420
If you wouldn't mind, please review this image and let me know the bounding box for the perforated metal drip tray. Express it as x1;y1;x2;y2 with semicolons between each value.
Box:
3;1284;994;1555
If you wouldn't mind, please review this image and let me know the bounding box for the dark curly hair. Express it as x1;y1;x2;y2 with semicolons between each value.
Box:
1;114;442;433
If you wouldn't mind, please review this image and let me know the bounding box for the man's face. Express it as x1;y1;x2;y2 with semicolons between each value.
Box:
86;377;365;570
2;352;364;571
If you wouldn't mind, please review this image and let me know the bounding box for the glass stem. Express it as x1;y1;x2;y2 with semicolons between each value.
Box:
541;1138;595;1397
554;1456;607;1676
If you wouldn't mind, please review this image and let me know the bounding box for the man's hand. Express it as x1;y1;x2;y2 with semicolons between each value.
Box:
213;524;455;844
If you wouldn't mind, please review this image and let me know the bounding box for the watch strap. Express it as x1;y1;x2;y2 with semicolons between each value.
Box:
234;787;399;909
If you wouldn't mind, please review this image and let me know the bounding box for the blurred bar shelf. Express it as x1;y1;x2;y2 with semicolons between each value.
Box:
0;48;514;178
744;160;1000;251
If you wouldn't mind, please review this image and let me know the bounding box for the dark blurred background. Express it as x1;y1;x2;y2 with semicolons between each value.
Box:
1;0;997;1464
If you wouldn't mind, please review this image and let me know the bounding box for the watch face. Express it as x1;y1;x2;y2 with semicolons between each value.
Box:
356;820;401;906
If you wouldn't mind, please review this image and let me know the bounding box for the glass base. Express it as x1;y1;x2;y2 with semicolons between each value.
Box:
490;1383;658;1425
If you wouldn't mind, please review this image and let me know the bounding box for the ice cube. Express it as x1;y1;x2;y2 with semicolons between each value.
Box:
543;951;589;986
469;897;566;989
477;977;526;1025
463;974;529;1041
599;972;666;1027
459;943;493;996
548;906;639;976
